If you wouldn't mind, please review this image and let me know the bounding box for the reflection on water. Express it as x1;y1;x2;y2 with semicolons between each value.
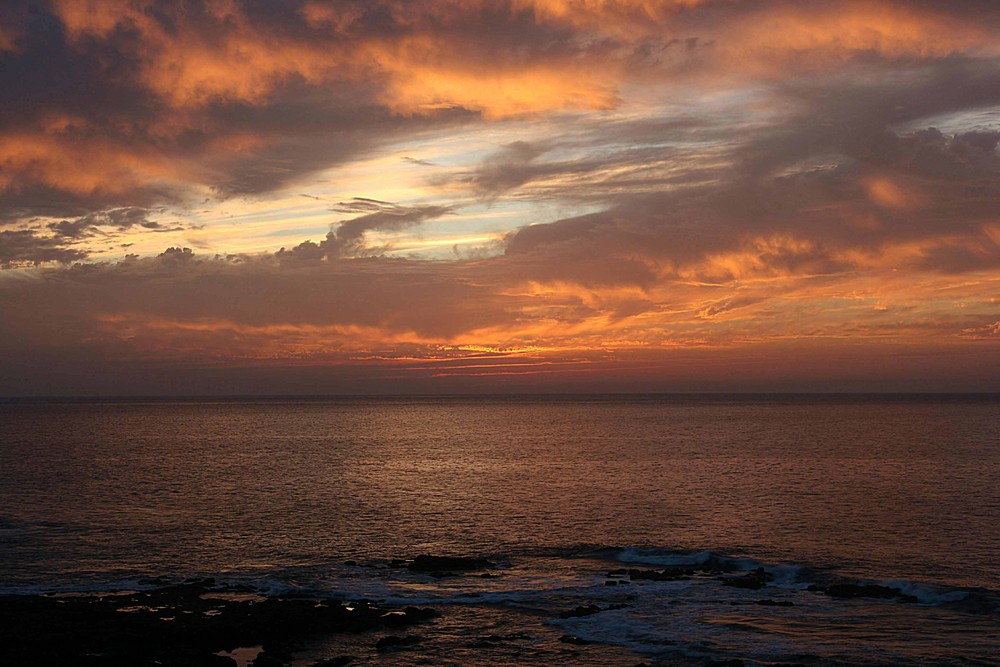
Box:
1;395;998;664
2;395;997;588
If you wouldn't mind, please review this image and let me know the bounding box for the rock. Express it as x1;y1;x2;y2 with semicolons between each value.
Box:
402;606;439;622
808;583;918;603
427;571;456;578
312;658;354;667
558;605;602;619
466;633;529;648
408;555;495;572
609;568;692;582
706;660;744;667
720;567;770;590
249;654;285;667
754;599;794;606
375;635;423;650
559;635;594;645
343;560;357;566
0;584;438;666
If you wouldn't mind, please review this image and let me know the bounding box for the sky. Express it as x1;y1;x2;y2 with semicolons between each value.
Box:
1;0;999;396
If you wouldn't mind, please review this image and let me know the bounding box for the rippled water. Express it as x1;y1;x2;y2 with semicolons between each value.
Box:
2;395;999;665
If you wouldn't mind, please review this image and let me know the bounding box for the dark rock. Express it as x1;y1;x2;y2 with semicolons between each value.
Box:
249;654;285;667
403;606;439;622
605;580;618;585
754;599;794;607
427;571;456;578
343;561;357;567
312;658;354;667
808;583;917;603
558;605;602;619
408;555;495;572
706;660;744;667
0;584;438;666
559;635;594;645
466;636;502;649
609;568;692;582
375;635;423;650
466;633;529;648
720;568;770;590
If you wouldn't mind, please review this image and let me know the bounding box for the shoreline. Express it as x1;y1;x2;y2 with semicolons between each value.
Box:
5;552;995;666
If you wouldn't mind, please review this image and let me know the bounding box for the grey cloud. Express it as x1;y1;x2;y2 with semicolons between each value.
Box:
280;201;453;259
47;208;161;239
472;141;550;196
0;249;516;345
0;230;87;268
496;58;1000;282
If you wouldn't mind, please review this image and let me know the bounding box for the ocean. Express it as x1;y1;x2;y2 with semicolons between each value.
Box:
2;395;998;665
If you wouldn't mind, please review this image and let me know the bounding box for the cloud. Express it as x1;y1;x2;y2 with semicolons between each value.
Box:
46;207;164;238
2;0;1000;394
0;230;87;267
278;200;454;259
2;0;997;224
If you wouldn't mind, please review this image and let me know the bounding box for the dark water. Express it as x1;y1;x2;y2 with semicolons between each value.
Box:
2;395;999;665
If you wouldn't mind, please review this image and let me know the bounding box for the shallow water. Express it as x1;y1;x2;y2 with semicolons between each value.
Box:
2;395;999;664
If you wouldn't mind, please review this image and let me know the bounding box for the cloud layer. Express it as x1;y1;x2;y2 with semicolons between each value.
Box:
1;0;999;393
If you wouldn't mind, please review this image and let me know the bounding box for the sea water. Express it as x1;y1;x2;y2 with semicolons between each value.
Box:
2;395;998;665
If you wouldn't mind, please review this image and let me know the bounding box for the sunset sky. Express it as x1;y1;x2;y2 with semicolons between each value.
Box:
1;0;999;395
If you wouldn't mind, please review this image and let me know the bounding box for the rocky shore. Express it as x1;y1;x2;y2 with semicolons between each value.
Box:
0;577;437;666
1;552;963;666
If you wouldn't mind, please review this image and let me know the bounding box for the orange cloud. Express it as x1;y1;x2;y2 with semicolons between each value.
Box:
865;176;918;210
722;2;994;66
0;133;189;197
47;0;1000;120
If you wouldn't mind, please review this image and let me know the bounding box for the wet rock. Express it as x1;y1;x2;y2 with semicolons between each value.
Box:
312;658;354;667
249;654;286;667
720;568;770;590
375;635;423;650
402;606;439;623
467;636;502;648
559;635;595;645
559;604;602;619
754;599;794;606
466;633;530;648
808;583;918;603
408;555;495;572
609;568;692;581
0;584;438;666
557;603;627;619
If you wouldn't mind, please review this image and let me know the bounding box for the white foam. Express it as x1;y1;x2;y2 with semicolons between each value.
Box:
617;547;716;567
878;579;970;604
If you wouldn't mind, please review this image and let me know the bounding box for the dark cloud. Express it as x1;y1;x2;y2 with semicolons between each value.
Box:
499;57;1000;282
0;230;87;267
47;208;162;238
2;0;1000;394
0;249;516;351
279;201;453;259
